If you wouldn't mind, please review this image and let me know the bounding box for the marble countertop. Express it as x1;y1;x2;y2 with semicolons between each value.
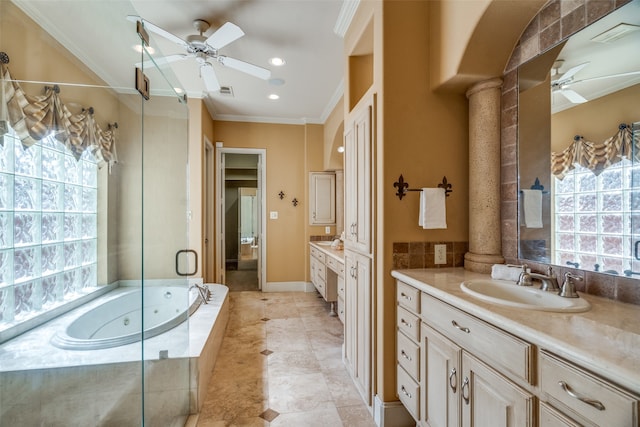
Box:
391;267;640;395
309;241;345;263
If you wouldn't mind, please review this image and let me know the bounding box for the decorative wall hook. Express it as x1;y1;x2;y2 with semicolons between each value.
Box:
278;191;285;199
394;174;453;200
292;198;299;207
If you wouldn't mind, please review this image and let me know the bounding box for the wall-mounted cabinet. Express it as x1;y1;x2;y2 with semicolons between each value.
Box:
309;172;336;225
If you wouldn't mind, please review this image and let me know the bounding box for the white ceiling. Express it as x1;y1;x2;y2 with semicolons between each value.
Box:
12;0;349;124
548;0;640;113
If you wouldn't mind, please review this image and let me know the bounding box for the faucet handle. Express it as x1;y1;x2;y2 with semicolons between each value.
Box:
517;264;533;286
559;272;583;298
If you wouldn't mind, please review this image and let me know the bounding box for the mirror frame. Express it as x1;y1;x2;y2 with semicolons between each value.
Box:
500;0;640;302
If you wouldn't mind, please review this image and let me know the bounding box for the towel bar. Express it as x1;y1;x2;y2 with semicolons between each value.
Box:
394;174;452;200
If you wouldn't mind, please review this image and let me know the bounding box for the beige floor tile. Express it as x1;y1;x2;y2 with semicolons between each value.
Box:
268;372;333;413
337;404;378;427
197;291;375;427
267;350;321;378
270;401;343;427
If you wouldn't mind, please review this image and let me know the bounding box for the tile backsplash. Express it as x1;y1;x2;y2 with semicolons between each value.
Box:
392;241;468;269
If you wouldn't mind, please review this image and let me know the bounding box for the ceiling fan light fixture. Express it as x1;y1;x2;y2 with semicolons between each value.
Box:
591;23;640;43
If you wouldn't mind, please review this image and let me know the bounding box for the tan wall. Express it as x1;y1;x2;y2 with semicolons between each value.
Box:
552;83;640;151
213;121;310;283
323;97;345;171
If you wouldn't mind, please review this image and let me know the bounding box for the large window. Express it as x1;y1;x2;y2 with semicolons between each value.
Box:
554;158;638;275
0;126;98;330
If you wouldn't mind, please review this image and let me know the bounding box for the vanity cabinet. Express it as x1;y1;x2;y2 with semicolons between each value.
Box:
309;243;341;316
418;297;534;427
309;172;336;225
344;250;372;405
395;276;640;427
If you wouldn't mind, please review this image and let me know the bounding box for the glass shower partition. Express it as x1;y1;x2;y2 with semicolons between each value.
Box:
0;1;191;425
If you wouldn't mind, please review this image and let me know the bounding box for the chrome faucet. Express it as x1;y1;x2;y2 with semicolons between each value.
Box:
517;264;533;286
559;272;583;298
190;283;211;304
530;267;560;292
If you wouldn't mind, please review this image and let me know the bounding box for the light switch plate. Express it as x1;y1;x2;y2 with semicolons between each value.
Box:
270;211;278;219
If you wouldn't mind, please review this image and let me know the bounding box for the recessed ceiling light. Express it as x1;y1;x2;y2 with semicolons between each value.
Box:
174;87;184;94
132;44;155;55
269;57;286;66
268;94;280;100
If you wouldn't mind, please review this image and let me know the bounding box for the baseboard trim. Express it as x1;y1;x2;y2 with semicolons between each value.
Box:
262;281;316;292
373;395;416;427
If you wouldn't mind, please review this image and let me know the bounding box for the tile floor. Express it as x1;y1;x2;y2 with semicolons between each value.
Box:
194;291;376;426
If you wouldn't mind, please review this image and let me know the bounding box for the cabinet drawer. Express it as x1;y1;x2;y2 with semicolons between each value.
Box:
397;306;420;342
540;350;639;427
397;331;420;380
397;281;420;313
314;277;326;297
539;402;581;427
421;293;533;384
397;365;420;421
337;296;344;323
310;246;326;263
326;256;344;277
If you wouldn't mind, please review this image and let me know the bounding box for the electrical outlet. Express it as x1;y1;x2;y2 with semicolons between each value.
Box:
435;244;447;264
325;226;331;234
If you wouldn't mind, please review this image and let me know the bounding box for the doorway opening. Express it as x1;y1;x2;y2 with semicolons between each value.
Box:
216;147;266;291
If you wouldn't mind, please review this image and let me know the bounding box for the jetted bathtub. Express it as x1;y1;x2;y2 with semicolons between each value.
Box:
50;285;214;350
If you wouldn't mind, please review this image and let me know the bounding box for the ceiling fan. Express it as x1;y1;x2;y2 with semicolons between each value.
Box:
126;15;271;92
551;59;640;104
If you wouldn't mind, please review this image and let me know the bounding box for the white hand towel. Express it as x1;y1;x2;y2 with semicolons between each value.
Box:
419;188;447;229
490;264;523;282
521;189;543;228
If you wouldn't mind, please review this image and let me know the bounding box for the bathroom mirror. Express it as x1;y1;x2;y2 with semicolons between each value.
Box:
518;0;640;276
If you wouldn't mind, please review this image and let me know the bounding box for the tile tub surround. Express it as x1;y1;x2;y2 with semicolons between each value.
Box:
391;267;640;397
500;0;639;305
191;291;376;426
0;284;229;426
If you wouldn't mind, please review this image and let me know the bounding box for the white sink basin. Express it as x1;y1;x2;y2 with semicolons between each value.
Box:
460;279;591;313
315;241;333;246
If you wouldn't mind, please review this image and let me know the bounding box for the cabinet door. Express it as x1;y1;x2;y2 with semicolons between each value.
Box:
461;352;534;427
344;250;371;405
309;172;335;225
344;99;372;254
421;325;462;427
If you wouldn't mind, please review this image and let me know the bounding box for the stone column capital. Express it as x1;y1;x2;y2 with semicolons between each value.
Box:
466;77;503;99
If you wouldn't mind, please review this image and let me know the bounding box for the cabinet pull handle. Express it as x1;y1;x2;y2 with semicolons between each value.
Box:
400;292;412;301
400;318;412;328
449;368;457;393
400;350;411;361
401;385;412;399
461;377;470;404
559;381;606;411
451;320;470;333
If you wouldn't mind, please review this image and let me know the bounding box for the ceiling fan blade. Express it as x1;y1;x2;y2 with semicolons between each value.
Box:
573;70;640;85
557;62;590;82
560;89;588;104
201;64;221;92
219;56;271;80
205;22;245;49
126;15;189;49
135;54;190;69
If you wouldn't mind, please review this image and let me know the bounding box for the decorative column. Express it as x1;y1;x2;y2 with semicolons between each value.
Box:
465;78;505;272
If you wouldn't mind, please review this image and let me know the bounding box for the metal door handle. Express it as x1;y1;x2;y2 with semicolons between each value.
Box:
461;377;470;404
449;368;457;393
452;320;470;333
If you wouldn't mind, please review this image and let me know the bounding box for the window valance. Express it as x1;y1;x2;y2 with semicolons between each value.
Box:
0;59;117;169
551;124;636;180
